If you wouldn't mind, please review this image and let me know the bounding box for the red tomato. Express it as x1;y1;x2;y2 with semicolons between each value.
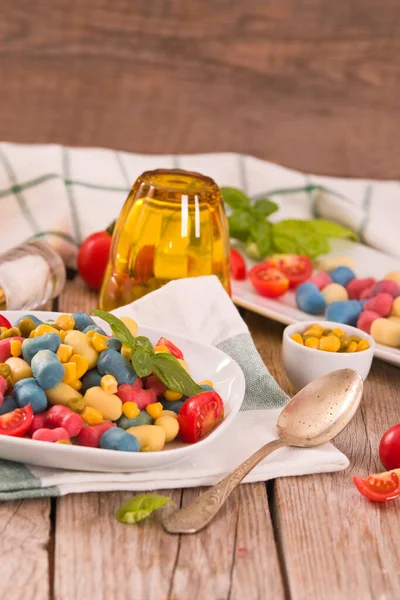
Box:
156;337;184;360
133;245;156;282
230;248;246;280
249;265;289;298
0;315;12;329
178;391;224;443
379;424;400;471
264;254;313;288
78;230;113;290
0;405;33;437
353;470;400;502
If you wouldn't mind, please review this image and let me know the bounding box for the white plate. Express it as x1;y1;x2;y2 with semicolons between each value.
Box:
0;311;245;472
232;239;400;367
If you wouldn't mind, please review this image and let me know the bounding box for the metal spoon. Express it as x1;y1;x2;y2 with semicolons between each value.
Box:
163;368;363;534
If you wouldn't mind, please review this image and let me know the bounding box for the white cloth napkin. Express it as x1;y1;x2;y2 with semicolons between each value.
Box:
0;277;348;500
0;142;399;262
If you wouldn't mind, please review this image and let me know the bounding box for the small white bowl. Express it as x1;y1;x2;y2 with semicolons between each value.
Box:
282;320;375;391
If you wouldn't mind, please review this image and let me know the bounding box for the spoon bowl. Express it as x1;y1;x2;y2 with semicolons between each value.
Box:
163;369;363;535
277;368;363;447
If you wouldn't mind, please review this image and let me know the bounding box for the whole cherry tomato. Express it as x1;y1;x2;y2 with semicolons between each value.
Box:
249;265;289;298
379;424;400;471
353;470;400;502
178;391;224;443
77;222;115;290
263;254;313;288
230;248;246;280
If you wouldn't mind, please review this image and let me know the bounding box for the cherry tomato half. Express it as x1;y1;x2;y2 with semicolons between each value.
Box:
0;315;12;329
230;248;246;280
178;391;224;443
353;470;400;502
156;337;184;360
249;265;289;298
264;254;313;288
0;405;33;437
78;230;113;290
379;424;400;471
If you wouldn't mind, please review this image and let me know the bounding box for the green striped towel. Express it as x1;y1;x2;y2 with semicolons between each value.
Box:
0;142;399;266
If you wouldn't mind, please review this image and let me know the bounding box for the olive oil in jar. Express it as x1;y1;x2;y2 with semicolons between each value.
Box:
99;169;230;311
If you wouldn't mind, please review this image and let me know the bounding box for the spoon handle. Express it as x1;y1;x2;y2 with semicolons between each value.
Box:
163;438;287;534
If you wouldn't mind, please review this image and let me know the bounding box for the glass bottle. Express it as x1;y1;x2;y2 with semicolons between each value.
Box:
100;169;230;311
0;240;66;310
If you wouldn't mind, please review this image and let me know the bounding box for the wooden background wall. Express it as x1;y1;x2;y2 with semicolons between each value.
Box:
1;0;399;179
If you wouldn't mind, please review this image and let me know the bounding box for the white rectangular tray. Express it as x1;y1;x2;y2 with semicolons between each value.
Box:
232;239;400;367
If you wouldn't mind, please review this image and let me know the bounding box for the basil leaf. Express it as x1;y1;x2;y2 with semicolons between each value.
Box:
309;219;358;241
116;494;172;524
228;210;255;242
221;187;251;210
250;220;272;258
92;310;136;350
135;336;154;353
272;220;331;258
250;198;278;218
272;234;302;255
131;336;154;377
152;353;203;396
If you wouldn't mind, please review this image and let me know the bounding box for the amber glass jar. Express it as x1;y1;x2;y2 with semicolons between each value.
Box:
99;169;230;310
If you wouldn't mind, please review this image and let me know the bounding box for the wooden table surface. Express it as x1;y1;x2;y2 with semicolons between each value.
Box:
2;1;400;598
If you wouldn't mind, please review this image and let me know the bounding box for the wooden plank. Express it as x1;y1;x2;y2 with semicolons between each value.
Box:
247;312;400;600
0;499;51;600
1;0;400;178
169;484;284;600
55;490;182;600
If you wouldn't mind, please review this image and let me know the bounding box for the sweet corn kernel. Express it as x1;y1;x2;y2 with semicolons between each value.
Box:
357;340;370;352
63;362;77;384
33;324;62;338
57;344;74;363
146;402;163;419
70;354;89;378
0;327;7;334
346;341;358;353
332;328;346;337
10;339;22;358
122;401;140;419
86;329;96;339
69;379;83;391
59;330;68;342
154;345;170;354
178;359;189;372
67;398;85;413
0;363;11;379
121;344;132;360
81;406;103;425
319;335;341;352
304;324;324;338
56;439;72;445
199;379;214;388
100;374;118;394
55;314;75;331
305;336;320;349
164;389;183;401
290;333;304;345
91;332;108;352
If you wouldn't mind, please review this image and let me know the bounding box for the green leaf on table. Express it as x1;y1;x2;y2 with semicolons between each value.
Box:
250;197;279;218
309;219;358;241
92;310;136;350
272;220;331;258
221;187;251;210
152;353;203;397
250;220;273;258
131;336;154;378
228;210;255;242
116;494;172;524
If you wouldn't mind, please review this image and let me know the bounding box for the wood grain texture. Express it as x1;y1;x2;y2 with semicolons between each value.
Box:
0;499;51;600
247;312;400;600
1;0;400;178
